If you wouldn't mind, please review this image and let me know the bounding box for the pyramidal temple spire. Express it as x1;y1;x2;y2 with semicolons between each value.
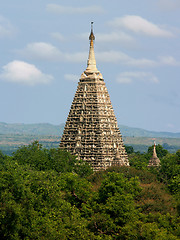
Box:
85;22;98;73
60;23;129;171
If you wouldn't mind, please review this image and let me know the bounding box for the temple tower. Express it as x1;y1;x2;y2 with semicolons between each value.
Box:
60;23;129;170
148;142;161;167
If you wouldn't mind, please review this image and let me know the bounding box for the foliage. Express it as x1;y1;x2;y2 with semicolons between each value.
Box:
0;166;94;239
158;153;179;183
128;144;180;217
0;142;179;239
128;152;149;170
125;145;134;154
12;141;93;177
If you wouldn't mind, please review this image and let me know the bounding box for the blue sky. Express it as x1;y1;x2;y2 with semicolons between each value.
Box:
0;0;180;132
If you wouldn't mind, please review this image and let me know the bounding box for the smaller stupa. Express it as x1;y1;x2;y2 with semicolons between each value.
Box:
148;142;161;167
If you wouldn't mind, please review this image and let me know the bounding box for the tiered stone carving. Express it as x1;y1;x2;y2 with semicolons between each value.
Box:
60;23;129;171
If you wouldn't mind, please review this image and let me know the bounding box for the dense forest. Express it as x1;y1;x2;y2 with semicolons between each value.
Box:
0;142;179;239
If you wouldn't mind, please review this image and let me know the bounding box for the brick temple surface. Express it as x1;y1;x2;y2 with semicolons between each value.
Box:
60;23;129;170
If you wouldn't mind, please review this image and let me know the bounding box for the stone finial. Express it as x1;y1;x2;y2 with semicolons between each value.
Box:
85;22;98;74
89;22;95;41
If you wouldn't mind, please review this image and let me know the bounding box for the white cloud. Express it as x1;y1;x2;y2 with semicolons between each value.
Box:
0;61;53;86
19;43;155;66
64;74;79;82
96;31;134;44
46;4;104;14
159;56;180;66
65;52;87;63
96;51;156;67
0;15;16;38
18;42;155;66
18;42;180;68
116;72;159;84
127;58;157;67
18;42;87;63
96;51;129;63
19;42;63;61
109;15;174;37
66;50;158;67
80;31;135;45
51;32;65;41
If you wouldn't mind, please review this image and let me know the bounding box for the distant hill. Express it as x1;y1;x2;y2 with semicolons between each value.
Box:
120;125;180;138
0;122;180;138
0;122;180;155
0;122;64;136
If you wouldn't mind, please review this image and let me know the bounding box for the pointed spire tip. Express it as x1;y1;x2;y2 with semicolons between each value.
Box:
91;22;94;30
86;21;98;73
89;22;95;41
